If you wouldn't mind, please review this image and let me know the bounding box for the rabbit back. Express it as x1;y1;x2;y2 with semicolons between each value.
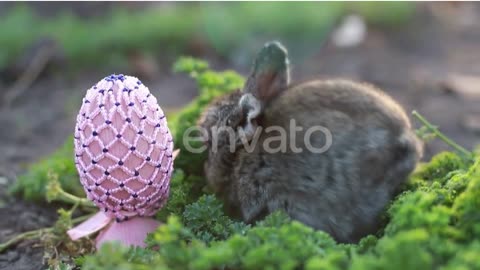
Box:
231;79;422;242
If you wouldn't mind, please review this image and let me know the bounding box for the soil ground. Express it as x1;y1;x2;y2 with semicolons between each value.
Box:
1;3;480;269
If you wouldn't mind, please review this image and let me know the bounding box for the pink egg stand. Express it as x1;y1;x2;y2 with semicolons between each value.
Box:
67;74;178;249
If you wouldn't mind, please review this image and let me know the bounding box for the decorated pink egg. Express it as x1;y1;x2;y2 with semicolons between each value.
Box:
73;74;174;222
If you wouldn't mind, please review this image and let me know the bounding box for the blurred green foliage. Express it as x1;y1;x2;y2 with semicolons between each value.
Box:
0;2;415;71
13;58;480;269
171;57;244;174
9;138;84;200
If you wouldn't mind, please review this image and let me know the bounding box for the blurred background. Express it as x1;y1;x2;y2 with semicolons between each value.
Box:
1;1;480;190
1;2;480;268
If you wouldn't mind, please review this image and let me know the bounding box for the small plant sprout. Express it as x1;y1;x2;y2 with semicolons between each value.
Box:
68;74;178;249
46;170;94;208
412;111;473;159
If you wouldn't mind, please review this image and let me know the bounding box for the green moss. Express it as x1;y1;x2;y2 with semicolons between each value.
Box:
443;241;480;270
142;215;342;270
181;195;250;243
453;159;480;239
412;152;468;184
350;229;433;270
155;169;193;220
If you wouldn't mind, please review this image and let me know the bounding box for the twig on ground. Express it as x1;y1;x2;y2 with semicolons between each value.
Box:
2;43;55;108
412;110;473;158
0;228;52;253
0;213;93;253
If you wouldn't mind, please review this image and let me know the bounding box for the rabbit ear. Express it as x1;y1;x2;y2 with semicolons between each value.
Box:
242;41;290;104
238;41;290;140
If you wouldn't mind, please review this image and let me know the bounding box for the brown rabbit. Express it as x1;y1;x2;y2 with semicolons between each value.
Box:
198;41;422;243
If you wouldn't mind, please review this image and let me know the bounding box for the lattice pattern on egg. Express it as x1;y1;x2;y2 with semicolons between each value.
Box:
74;75;174;221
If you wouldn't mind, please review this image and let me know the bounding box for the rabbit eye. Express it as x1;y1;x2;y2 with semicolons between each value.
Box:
227;119;232;126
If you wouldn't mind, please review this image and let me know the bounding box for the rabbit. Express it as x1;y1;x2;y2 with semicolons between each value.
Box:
198;41;423;243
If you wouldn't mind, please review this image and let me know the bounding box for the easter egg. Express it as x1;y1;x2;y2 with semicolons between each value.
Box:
73;74;174;222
